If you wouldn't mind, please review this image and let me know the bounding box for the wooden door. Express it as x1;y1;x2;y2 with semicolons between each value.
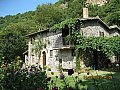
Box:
43;51;46;66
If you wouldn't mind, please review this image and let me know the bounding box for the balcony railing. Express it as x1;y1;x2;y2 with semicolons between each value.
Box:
53;37;74;49
62;37;74;46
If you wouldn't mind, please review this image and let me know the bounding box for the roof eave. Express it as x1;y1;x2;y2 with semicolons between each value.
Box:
26;29;49;37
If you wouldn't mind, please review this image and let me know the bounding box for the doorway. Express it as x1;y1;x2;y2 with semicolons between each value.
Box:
42;51;46;66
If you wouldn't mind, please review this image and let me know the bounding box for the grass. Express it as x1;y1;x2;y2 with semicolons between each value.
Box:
47;70;120;90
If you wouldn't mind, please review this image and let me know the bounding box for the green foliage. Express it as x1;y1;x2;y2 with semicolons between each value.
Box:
50;18;81;32
0;62;48;90
64;0;85;19
58;63;63;73
48;70;120;90
35;3;64;28
105;11;120;26
88;4;99;17
34;35;43;59
75;48;80;72
76;36;120;57
0;23;27;61
56;0;71;4
0;11;39;61
95;0;120;26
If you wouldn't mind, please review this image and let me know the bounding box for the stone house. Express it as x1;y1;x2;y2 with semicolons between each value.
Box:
24;8;120;71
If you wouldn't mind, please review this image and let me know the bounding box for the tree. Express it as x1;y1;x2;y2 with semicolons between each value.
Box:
97;0;120;26
0;11;39;61
0;23;27;62
64;0;85;19
35;3;64;28
105;11;120;26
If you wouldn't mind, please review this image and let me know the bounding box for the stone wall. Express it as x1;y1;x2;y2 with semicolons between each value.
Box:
81;21;109;37
58;49;75;69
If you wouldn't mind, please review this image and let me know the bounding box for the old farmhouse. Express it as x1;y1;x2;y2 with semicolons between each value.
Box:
24;8;120;71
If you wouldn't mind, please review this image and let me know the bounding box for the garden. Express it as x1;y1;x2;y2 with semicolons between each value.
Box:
0;56;120;90
46;69;120;90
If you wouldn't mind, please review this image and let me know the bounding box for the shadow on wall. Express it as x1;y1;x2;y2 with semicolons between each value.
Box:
82;49;119;71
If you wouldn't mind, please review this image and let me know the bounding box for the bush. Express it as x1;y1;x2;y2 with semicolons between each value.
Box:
0;62;48;90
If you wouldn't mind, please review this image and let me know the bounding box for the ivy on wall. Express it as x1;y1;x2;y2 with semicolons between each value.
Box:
34;35;43;59
50;18;120;71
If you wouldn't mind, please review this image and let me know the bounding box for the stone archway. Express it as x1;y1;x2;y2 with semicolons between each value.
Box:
42;51;46;66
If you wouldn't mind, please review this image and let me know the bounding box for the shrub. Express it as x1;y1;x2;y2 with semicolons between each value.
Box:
48;68;51;71
0;62;48;90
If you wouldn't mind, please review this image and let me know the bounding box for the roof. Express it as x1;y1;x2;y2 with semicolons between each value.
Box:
110;25;120;30
26;29;49;37
81;17;110;29
26;17;120;36
81;17;120;33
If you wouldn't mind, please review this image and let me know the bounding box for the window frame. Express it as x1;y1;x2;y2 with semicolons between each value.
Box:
50;50;53;57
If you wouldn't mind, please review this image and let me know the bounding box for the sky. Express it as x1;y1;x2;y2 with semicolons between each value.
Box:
0;0;59;17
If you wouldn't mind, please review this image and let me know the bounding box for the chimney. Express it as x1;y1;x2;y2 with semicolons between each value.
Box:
83;7;88;18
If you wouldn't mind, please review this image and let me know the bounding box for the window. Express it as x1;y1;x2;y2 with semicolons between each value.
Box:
62;28;69;45
99;31;104;37
72;49;75;56
59;59;62;64
62;28;69;37
30;36;35;44
30;37;32;44
50;50;53;57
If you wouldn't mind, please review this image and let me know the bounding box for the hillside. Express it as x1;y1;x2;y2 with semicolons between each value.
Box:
56;0;107;6
86;0;107;6
0;0;120;60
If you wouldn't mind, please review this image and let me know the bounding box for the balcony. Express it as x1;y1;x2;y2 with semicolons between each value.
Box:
53;37;74;50
62;37;74;48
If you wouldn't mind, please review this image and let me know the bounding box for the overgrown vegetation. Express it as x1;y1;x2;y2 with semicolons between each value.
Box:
0;57;48;90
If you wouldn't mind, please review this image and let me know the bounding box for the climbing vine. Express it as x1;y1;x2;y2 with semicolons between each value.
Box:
50;18;120;71
50;18;81;32
34;35;43;59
